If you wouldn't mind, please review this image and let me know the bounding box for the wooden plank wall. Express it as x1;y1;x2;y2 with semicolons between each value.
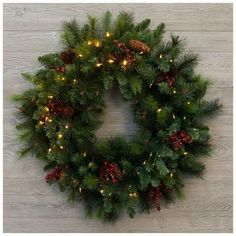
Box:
3;3;233;233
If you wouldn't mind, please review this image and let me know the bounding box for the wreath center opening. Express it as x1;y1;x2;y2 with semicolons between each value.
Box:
96;86;138;139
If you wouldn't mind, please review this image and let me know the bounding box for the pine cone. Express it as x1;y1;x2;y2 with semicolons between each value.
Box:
60;49;76;64
63;106;75;117
129;40;150;53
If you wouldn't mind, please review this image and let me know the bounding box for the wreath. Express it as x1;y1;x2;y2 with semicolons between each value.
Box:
14;11;221;221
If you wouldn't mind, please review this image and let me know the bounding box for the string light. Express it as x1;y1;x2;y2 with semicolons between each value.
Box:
88;162;93;167
169;59;173;63
150;152;153;157
129;192;137;198
159;54;163;59
87;41;92;45
173;114;176;119
139;51;144;55
157;108;162;112
122;59;128;66
94;41;101;47
60;145;64;149
106;32;110;37
187;101;191;105
100;189;104;194
83;152;87;157
96;63;103;67
58;133;63;139
73;79;77;84
47;95;53;99
48;118;53;123
79;188;82;193
183;116;186;120
44;106;49;112
39;121;44;125
193;128;198;131
45;116;49;122
173;90;176;94
61;77;65;81
65;124;69;129
143;160;146;165
108;59;114;64
170;172;173;178
48;148;52;153
78;54;83;58
183;152;188;155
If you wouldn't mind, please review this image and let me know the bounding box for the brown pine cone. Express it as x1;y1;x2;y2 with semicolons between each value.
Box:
60;49;76;64
129;40;150;53
63;106;75;117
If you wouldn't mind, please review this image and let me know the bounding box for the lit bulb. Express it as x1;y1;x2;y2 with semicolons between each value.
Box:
150;152;153;157
159;54;163;59
39;121;44;125
183;116;186;120
170;59;173;63
73;79;77;84
47;95;53;99
87;41;92;45
170;172;173;178
44;106;49;112
83;152;87;157
79;188;82;192
122;59;128;66
95;41;101;47
48;119;52;123
157;108;162;112
96;63;103;67
183;152;188;155
60;145;64;149
108;59;114;64
187;101;191;105
78;54;83;58
139;51;144;55
48;148;52;153
65;124;69;129
173;90;176;94
58;134;63;139
143;160;146;165
173;114;176;119
61;77;65;81
106;32;110;37
100;189;104;194
45;116;49;122
193;128;198;131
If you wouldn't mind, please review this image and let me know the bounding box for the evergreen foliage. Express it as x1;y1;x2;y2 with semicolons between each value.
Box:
13;11;221;221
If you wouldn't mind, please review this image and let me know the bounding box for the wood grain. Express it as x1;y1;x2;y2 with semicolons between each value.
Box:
3;3;232;32
3;31;233;52
3;3;233;233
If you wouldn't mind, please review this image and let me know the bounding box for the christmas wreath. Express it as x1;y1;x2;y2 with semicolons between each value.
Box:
14;11;221;221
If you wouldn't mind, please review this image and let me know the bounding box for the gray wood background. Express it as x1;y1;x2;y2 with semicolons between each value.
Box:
3;3;233;233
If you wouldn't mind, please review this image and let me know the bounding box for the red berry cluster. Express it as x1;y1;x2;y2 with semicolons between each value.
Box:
147;184;172;211
161;75;175;88
47;98;75;117
147;186;163;211
99;160;123;184
169;130;192;150
48;98;65;115
45;167;62;183
56;66;66;74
